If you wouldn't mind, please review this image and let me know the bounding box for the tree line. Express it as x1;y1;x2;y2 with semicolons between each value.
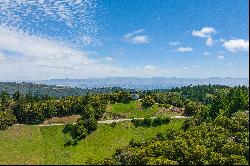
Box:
0;90;132;130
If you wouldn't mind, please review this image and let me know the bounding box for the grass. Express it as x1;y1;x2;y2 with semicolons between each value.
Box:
0;119;184;165
0;125;44;165
106;100;182;119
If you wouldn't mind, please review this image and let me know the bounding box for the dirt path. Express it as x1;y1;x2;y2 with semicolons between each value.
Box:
34;116;188;126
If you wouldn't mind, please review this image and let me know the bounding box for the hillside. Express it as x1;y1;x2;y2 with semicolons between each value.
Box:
0;120;184;164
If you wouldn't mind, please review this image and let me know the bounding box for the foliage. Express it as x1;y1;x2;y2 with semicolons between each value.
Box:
141;95;155;108
0;109;17;130
62;104;98;146
111;112;249;165
0;82;131;98
110;122;117;128
101;86;249;165
131;116;171;127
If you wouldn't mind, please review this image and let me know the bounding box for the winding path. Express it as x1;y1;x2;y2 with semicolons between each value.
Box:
35;116;188;127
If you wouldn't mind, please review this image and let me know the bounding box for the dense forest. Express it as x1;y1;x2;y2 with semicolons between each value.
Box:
0;83;249;165
0;82;131;98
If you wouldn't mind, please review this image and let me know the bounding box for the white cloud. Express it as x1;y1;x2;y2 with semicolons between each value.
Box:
131;35;150;44
192;27;216;46
124;29;150;44
0;26;187;80
206;36;213;46
124;29;145;39
169;41;181;46
217;55;225;60
0;26;96;71
176;47;193;52
192;27;216;38
0;0;99;47
82;36;93;45
203;52;210;56
223;39;249;53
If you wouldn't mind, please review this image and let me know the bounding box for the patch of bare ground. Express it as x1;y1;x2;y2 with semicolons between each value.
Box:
154;106;185;116
101;112;128;120
134;100;143;111
5;124;27;138
105;103;112;112
41;115;81;125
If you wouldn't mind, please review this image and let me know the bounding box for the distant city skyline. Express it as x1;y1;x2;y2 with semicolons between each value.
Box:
0;0;249;80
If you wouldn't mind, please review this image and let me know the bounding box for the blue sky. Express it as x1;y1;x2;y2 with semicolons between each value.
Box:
0;0;249;80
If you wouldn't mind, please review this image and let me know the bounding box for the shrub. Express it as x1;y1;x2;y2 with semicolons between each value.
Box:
132;116;170;127
143;116;153;126
111;121;117;128
0;109;17;130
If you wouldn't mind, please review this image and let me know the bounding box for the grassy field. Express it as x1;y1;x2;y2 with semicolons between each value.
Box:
0;119;184;165
37;100;182;125
104;100;182;119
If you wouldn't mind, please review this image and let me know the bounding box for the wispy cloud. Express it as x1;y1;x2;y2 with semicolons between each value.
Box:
0;26;189;80
124;29;150;44
176;47;193;52
0;0;99;47
223;39;249;53
0;25;94;67
131;35;150;44
124;29;145;38
192;27;216;46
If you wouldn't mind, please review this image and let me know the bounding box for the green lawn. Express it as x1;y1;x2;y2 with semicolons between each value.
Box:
0;125;45;165
106;100;182;119
0;119;184;165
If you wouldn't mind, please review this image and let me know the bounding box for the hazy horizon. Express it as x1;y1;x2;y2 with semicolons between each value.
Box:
1;76;249;83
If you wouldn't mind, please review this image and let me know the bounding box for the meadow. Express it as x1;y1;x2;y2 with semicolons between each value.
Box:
0;119;184;165
103;100;182;119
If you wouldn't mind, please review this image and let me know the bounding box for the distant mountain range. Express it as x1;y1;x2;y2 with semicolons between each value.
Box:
36;77;249;90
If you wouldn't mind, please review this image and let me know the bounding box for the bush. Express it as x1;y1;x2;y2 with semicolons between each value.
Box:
141;95;155;108
0;109;17;130
131;118;143;127
111;121;117;128
132;116;171;127
162;116;171;124
143;116;153;126
152;117;163;126
62;117;98;146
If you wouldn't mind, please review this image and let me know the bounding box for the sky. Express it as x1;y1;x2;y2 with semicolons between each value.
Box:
0;0;249;81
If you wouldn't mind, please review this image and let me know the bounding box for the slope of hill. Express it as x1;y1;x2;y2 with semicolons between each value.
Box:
0;120;184;164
